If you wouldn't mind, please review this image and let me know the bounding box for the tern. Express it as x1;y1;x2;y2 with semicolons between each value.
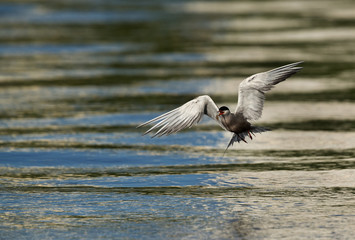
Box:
138;61;303;152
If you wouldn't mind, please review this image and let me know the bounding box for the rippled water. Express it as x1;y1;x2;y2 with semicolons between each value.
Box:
0;0;354;239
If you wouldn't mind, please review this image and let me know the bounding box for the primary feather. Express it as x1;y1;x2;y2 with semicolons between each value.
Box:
235;61;303;121
137;95;226;137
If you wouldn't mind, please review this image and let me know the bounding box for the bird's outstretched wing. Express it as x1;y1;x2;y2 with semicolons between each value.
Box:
235;61;303;121
137;95;225;137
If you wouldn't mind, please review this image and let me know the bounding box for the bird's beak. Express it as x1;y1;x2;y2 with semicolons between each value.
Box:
216;111;223;120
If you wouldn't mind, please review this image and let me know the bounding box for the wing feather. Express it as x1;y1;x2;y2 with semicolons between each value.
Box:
137;95;226;137
235;61;303;121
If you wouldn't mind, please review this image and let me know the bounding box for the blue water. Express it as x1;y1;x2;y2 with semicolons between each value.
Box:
0;0;354;239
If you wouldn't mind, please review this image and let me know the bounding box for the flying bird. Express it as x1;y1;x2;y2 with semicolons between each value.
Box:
137;61;303;152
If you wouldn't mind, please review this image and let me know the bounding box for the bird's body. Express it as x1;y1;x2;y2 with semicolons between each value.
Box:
138;62;303;152
219;111;250;133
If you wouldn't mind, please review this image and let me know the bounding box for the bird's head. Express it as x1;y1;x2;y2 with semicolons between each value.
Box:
217;106;230;118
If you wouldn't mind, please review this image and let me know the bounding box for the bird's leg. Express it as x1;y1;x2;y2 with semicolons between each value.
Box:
237;133;248;143
248;131;253;140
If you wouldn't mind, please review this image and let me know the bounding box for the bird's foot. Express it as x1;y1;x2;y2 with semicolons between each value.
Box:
248;131;253;140
237;133;248;143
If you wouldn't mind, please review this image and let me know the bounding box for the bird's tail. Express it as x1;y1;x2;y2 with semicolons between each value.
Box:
223;126;271;155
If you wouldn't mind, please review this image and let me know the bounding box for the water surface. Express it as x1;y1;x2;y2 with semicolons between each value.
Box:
0;0;354;239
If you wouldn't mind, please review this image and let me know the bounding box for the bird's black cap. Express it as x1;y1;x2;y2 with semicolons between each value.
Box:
219;106;229;111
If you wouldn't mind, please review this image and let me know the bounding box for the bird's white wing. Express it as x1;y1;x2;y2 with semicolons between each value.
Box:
137;95;225;137
235;61;303;121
